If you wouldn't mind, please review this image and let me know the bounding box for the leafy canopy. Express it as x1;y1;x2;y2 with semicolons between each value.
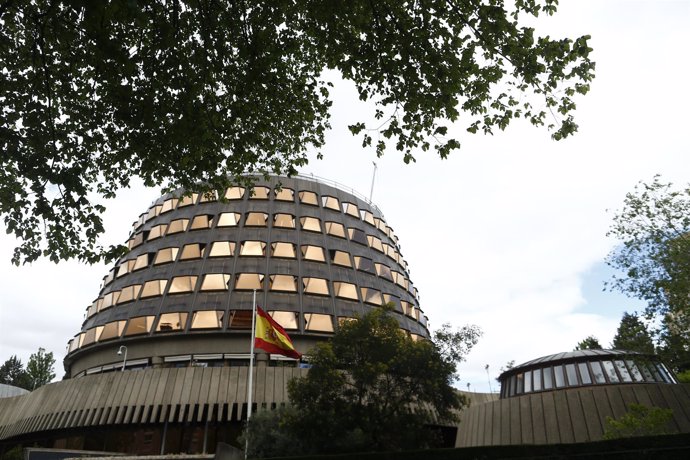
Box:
575;335;602;351
611;312;655;355
1;0;594;265
243;306;481;456
0;348;55;390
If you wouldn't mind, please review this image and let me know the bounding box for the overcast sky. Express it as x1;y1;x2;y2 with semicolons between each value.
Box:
1;1;688;392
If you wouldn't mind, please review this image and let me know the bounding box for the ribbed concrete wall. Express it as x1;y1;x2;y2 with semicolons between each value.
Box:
0;366;307;441
456;383;690;447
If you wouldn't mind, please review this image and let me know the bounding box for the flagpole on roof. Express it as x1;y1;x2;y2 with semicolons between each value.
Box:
245;289;257;459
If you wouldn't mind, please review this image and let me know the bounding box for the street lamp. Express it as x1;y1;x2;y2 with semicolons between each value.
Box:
117;345;128;372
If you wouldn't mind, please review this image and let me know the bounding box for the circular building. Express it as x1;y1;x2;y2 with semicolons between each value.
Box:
0;175;430;454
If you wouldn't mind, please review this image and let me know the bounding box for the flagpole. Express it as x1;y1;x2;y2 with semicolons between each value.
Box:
245;289;257;459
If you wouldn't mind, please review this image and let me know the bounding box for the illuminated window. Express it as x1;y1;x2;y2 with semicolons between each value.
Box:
160;198;178;214
322;195;340;210
360;210;375;226
190;214;213;230
250;186;270;199
141;279;167;298
167;218;189;235
329;250;351;267
118;285;142;304
180;243;205;260
270;311;299;329
199;190;218;202
299;190;318;205
146;205;162;220
168;276;197;294
245;212;268;226
348;228;367;245
228;310;253;328
325;221;346;238
148;224;167;241
116;259;135;278
235;273;265;290
217;212;241;227
177;193;199;207
124;316;155;336
240;241;266;256
303;277;329;295
270;275;297;292
361;288;383;305
99;320;126;341
225;186;245;200
81;327;100;347
157;312;188;332
271;242;296;258
191;311;224;329
101;291;120;310
273;213;295;228
132;253;152;271
375;263;393;280
354;256;375;273
342;202;359;217
367;235;384;252
208;241;235;257
201;273;231;291
274;187;294;201
301;245;325;262
305;313;334;332
154;247;179;265
300;216;322;232
334;282;358;300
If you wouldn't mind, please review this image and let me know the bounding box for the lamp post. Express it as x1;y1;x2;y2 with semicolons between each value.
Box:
117;345;128;371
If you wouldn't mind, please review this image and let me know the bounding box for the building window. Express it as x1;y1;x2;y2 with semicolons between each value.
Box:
217;212;241;227
199;190;218;202
168;276;198;294
270;275;298;292
342;202;359;217
245;212;268;226
273;213;296;228
124;316;155;336
148;224;167;241
190;214;213;230
225;186;245;200
250;186;270;199
167;218;189;235
141;279;168;298
177;193;199;207
154;247;179;265
361;287;383;305
118;285;142;304
274;187;294;201
157;312;188;332
180;243;205;260
305;313;334;332
300;216;322;233
375;263;393;280
329;250;351;267
191;311;224;329
270;311;299;329
299;190;318;206
303;277;329;296
240;241;266;256
229;310;253;328
322;195;340;210
146;204;162;220
367;235;384;252
360;210;375;226
325;221;346;238
132;253;152;271
334;282;358;300
348;228;367;245
160;198;178;214
354;256;375;273
208;241;236;257
271;242;296;258
301;245;326;262
99;320;126;341
235;273;265;290
200;274;232;291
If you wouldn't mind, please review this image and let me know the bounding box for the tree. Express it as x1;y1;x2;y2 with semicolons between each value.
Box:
575;335;603;351
611;312;655;355
0;355;30;390
602;403;674;440
25;348;56;389
606;177;690;370
1;1;595;265
244;306;480;456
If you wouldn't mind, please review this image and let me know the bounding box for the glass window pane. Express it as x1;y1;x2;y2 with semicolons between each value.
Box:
177;193;199;207
217;212;240;227
330;250;351;267
209;241;235;257
298;190;318;205
191;215;213;230
342;202;359;217
132;253;151;271
240;241;266;256
148;224;167;241
322;196;340;210
305;313;334;332
301;245;325;262
361;288;383;305
154;247;179;265
334;282;358;300
303;277;329;295
271;242;296;258
191;311;224;329
199;190;218;202
655;363;673;383
273;213;296;228
160;198;178;214
180;243;205;260
99;321;126;341
348;228;367;245
245;212;268;226
118;285;141;304
81;328;98;347
565;363;578;386
270;275;297;292
167;219;189;234
124;316;154;336
578;362;592;384
274;188;294;201
602;361;620;383
229;310;253;328
325;222;346;238
590;361;606;383
524;371;532;393
354;256;375;273
300;216;322;232
157;312;188;332
553;365;566;388
270;311;298;329
543;367;554;389
516;373;524;394
532;368;542;391
613;360;632;382
250;186;270;199
361;210;375;225
235;273;265;290
367;235;384;252
626;360;644;382
168;276;197;294
201;274;231;291
141;279;167;298
225;186;245;200
375;263;393;280
637;361;656;382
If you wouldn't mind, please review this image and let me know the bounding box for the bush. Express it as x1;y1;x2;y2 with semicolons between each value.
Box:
603;403;674;439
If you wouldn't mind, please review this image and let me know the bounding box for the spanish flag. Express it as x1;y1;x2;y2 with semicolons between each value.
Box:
254;307;301;359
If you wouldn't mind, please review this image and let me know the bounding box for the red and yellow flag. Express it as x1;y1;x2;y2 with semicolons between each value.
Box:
254;307;301;359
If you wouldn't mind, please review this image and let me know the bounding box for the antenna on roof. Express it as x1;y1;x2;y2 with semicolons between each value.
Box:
369;161;378;203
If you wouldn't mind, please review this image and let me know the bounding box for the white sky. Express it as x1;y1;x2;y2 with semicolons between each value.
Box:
1;0;688;392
